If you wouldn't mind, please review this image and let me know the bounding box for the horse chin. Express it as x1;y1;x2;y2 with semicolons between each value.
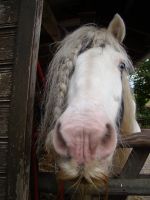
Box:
57;158;111;188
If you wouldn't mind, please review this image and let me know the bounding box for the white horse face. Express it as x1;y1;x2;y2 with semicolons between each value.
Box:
44;14;139;185
52;45;125;182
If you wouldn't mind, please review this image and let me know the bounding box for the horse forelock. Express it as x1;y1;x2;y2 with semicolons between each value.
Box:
41;25;134;150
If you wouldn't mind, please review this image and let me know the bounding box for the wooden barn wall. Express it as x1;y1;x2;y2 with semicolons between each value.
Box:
0;0;43;199
0;1;19;199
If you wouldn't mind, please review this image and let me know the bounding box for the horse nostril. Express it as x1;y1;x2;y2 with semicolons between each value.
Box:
101;123;112;145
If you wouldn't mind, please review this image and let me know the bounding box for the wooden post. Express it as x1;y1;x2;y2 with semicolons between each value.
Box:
7;0;43;199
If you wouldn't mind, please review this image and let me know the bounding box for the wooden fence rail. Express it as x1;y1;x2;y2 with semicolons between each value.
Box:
119;130;150;148
39;172;150;196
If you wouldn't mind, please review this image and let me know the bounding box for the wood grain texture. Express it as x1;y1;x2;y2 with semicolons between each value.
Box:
7;0;43;199
0;138;8;172
0;136;8;200
109;130;150;200
0;176;7;200
0;1;17;199
39;172;150;195
0;33;15;62
0;69;12;99
119;130;150;148
0;105;9;136
0;0;19;25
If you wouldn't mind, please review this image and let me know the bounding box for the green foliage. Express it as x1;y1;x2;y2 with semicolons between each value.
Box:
131;59;150;116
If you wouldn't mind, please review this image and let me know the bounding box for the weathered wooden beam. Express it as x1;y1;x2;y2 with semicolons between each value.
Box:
59;18;80;28
42;0;61;41
0;32;15;62
0;0;19;25
119;130;150;148
110;130;150;200
120;148;149;178
0;69;12;100
102;178;150;196
7;0;43;199
0;2;18;199
38;172;150;196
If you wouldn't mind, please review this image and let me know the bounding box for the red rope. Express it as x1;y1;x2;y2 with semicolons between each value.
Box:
31;61;45;200
58;180;64;200
32;62;65;200
37;62;45;85
31;130;39;200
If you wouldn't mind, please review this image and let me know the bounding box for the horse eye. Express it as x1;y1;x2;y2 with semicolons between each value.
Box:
119;62;126;70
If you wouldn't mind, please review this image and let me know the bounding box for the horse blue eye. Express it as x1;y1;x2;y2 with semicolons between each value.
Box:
119;62;126;70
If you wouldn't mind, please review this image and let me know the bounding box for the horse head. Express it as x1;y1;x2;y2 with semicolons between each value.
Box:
43;14;140;187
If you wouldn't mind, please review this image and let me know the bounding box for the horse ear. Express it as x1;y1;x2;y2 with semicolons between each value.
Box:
108;14;126;43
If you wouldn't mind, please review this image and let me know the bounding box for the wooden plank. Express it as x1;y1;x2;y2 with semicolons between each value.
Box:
0;33;15;62
108;130;150;200
7;0;43;199
139;174;150;178
0;2;15;199
0;103;9;200
104;178;150;196
109;148;149;200
0;139;8;173
0;69;12;99
59;18;80;28
42;0;61;41
38;172;150;195
109;131;150;199
0;0;20;25
0;104;10;136
120;148;149;178
112;154;149;199
119;130;150;148
0;24;17;32
0;176;7;200
0;61;14;66
0;139;8;200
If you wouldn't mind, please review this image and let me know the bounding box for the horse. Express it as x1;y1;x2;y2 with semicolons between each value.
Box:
41;14;141;191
